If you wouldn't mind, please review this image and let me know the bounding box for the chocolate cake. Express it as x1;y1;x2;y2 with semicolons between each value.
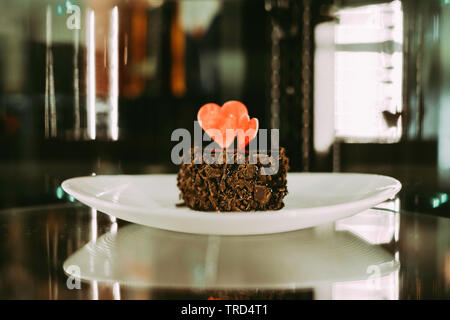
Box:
177;147;289;212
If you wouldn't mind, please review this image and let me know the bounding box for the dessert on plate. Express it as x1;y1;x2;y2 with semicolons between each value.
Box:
176;101;289;212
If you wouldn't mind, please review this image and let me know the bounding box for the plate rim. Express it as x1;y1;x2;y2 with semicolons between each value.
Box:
61;172;402;218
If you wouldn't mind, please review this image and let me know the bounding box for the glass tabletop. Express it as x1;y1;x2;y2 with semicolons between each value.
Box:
0;199;448;300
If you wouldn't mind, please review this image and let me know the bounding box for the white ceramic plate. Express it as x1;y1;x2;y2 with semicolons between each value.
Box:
62;173;401;235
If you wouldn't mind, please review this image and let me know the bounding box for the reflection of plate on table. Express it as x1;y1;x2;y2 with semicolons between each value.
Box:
62;173;401;235
63;217;399;290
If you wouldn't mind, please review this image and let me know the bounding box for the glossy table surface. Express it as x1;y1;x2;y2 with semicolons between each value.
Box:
0;199;448;300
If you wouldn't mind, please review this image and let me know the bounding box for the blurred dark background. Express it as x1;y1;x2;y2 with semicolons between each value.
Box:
0;0;449;218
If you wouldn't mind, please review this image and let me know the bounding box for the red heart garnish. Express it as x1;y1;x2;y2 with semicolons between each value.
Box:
197;101;259;150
